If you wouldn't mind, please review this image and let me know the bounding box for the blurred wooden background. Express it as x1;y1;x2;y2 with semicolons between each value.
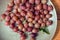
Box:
51;0;60;40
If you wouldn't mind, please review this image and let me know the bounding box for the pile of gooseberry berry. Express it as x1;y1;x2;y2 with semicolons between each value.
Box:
1;0;53;40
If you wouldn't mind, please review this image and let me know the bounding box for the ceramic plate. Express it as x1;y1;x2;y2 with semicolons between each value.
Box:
0;0;57;40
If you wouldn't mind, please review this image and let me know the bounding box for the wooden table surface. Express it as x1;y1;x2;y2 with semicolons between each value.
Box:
51;0;60;40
